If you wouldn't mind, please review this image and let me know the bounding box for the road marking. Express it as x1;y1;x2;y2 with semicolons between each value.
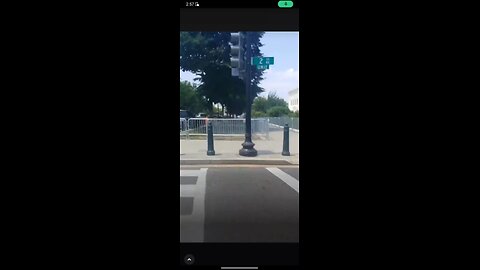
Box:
180;170;205;177
180;168;208;242
180;185;195;197
266;167;299;193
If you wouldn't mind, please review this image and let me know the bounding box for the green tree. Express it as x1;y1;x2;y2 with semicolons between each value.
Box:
288;110;299;117
180;32;265;115
267;106;291;117
252;96;268;113
252;92;290;116
265;92;288;108
180;80;208;115
252;111;267;118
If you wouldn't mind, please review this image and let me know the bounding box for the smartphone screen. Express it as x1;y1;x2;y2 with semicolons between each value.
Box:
180;1;300;269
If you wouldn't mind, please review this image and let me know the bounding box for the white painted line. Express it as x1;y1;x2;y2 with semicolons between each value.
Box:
266;167;299;193
180;170;204;177
180;168;208;242
180;185;195;197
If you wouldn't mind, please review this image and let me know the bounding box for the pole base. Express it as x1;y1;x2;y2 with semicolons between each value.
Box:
282;151;290;156
239;141;257;157
207;150;215;156
239;148;257;157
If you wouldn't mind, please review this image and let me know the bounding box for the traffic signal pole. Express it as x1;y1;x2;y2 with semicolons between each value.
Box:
239;32;257;157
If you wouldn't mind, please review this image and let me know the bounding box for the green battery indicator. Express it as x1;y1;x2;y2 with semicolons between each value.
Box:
278;1;294;8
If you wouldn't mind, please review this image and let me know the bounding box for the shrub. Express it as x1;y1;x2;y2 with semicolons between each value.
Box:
267;106;291;117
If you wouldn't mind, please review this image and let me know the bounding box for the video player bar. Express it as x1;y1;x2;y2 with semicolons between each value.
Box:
181;0;300;8
221;267;259;270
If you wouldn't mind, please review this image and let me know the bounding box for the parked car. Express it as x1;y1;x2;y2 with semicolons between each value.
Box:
180;110;193;119
196;112;207;118
180;110;193;131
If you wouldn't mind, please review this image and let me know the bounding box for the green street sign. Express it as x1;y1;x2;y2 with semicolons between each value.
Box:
256;65;269;70
251;57;274;65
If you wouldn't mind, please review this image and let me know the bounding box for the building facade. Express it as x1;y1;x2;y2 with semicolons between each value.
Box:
288;88;299;112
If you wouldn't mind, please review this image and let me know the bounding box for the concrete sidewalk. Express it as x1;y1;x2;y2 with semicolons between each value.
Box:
180;127;299;165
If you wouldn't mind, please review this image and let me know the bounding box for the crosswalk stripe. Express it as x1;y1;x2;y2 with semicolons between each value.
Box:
180;185;196;197
179;168;208;243
180;170;204;177
266;167;299;193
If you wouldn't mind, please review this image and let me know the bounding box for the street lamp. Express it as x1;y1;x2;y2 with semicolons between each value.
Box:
238;32;257;157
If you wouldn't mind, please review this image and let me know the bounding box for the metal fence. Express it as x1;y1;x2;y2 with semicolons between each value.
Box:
180;118;188;134
180;118;269;138
268;117;299;130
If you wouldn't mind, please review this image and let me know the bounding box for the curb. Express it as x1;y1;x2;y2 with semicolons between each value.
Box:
269;123;299;133
180;159;294;165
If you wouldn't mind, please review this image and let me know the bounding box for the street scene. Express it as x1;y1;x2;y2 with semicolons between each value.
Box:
180;31;299;243
180;166;299;242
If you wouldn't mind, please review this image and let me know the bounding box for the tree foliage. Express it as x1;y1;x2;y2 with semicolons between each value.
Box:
252;110;267;118
180;80;208;115
267;106;291;117
180;32;265;115
252;92;291;117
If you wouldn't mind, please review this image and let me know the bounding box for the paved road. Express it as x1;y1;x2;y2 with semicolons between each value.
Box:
180;166;299;243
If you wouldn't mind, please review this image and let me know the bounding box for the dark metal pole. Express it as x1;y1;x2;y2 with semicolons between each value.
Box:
207;122;215;156
239;32;257;157
282;124;290;156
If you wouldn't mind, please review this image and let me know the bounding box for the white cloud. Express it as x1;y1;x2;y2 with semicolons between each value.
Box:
259;68;299;101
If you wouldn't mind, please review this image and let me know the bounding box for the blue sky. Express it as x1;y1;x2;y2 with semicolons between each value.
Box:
180;32;299;101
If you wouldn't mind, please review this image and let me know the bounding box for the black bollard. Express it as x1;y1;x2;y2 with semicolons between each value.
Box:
282;123;290;156
207;122;215;156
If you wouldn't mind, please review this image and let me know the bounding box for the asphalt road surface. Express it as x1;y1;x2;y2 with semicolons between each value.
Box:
180;166;299;243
